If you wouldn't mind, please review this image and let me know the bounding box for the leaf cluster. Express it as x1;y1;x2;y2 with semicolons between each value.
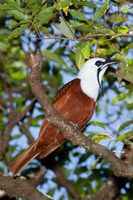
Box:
0;0;133;199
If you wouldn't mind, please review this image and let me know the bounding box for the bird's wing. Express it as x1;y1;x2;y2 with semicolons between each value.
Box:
37;78;95;142
37;78;80;140
53;78;78;104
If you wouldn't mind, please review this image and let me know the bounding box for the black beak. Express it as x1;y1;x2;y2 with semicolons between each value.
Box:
106;52;117;62
101;52;117;71
104;52;117;66
97;52;117;92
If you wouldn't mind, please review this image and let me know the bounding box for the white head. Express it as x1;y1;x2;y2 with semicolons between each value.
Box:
77;57;115;101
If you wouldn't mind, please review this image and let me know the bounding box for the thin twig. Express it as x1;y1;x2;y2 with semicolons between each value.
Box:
53;164;82;200
29;33;133;41
1;98;36;154
109;70;133;84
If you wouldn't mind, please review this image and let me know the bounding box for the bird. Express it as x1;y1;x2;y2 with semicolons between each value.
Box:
9;56;115;175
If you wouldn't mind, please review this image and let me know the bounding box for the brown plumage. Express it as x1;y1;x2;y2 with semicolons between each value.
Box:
9;79;95;174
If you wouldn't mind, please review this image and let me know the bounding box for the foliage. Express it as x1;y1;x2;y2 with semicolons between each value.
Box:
0;0;133;199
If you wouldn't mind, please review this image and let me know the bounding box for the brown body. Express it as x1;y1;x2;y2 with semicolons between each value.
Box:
10;79;95;174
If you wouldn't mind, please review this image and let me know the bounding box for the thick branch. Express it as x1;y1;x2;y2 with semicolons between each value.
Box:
0;174;52;200
27;51;133;178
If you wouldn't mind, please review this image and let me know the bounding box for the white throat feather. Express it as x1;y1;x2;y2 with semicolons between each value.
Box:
77;58;107;101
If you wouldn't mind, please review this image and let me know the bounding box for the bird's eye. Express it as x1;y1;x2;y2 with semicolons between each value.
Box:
95;60;103;67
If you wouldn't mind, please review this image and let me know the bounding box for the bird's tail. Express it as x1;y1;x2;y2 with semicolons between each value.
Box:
9;141;40;175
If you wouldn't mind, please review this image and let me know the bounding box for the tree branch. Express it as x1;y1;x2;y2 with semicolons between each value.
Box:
0;98;36;154
90;141;133;200
90;177;121;200
32;33;133;41
109;70;133;84
27;51;133;178
30;167;47;186
20;122;35;145
53;164;82;200
0;174;52;200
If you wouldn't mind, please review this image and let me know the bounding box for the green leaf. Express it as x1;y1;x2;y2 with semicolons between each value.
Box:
55;0;71;10
125;42;133;50
75;50;85;69
74;25;91;33
32;4;42;16
70;20;92;33
79;1;96;8
118;120;133;133
0;41;9;50
107;14;127;23
0;7;25;20
59;17;74;39
92;133;111;143
30;115;44;126
93;0;109;21
112;93;127;103
0;2;26;20
10;71;26;80
60;0;70;7
8;26;26;40
128;103;133;110
117;26;128;34
6;19;18;29
11;133;22;140
11;61;26;69
117;131;133;141
75;42;90;69
95;48;112;56
75;166;87;174
8;10;26;20
69;9;88;21
41;27;49;34
25;0;38;6
90;121;106;130
91;157;102;170
4;0;23;12
80;41;90;59
121;5;130;14
37;6;54;25
43;50;66;65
